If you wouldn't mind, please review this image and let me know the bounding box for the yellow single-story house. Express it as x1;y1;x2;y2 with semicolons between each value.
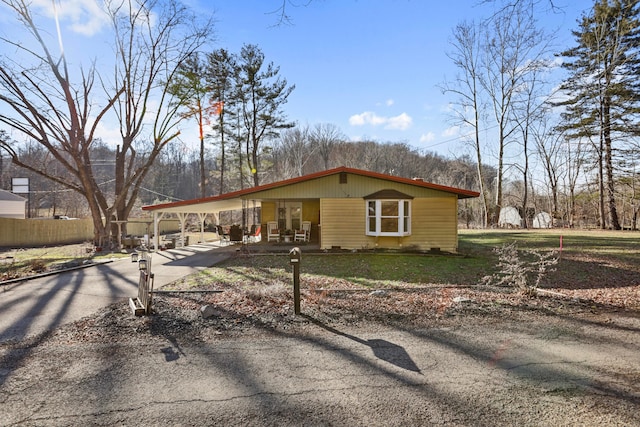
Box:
142;166;479;252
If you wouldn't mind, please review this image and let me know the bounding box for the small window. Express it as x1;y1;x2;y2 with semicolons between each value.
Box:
366;199;411;236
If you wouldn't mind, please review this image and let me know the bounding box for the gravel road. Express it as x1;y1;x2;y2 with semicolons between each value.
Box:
1;300;639;426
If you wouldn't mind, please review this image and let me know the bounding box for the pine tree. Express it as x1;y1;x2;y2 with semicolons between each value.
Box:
556;0;640;230
205;49;237;195
169;53;211;198
234;44;295;187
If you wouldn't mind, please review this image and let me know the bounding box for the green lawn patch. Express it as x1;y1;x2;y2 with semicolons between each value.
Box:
171;229;640;301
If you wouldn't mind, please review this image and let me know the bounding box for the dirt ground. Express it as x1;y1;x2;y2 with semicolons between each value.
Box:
1;281;639;426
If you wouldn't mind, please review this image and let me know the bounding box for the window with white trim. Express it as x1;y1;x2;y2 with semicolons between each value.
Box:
366;199;411;236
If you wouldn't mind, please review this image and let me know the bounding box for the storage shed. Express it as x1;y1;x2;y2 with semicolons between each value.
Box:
532;211;552;229
498;206;522;228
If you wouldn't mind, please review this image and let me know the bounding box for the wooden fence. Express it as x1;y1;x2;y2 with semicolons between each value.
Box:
129;250;154;316
0;217;180;248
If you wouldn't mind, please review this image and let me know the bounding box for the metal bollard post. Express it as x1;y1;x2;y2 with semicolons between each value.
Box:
289;247;301;315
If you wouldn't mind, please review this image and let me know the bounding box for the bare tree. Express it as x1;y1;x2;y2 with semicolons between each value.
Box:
0;0;211;246
276;125;311;178
442;20;491;227
533;115;565;221
563;136;586;227
309;123;344;170
480;2;549;226
0;0;122;244
512;55;554;228
106;0;211;242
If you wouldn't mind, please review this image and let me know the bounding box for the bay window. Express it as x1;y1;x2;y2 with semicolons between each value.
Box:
366;199;411;236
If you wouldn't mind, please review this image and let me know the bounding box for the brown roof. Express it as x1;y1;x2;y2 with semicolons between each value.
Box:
363;189;414;199
142;166;479;212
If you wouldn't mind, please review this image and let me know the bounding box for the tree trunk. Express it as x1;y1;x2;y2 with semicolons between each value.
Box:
603;99;620;230
199;100;206;199
219;116;226;195
598;133;607;229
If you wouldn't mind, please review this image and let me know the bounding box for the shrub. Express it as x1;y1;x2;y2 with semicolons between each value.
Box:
29;258;47;274
482;242;558;296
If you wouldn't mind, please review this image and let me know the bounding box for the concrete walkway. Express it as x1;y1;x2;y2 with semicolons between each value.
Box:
0;242;235;343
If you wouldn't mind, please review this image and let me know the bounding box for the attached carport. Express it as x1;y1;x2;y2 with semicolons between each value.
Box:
142;192;257;250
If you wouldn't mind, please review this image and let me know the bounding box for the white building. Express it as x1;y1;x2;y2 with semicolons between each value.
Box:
0;189;27;219
498;206;522;228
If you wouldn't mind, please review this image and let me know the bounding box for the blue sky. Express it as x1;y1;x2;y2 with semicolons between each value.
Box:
204;0;593;158
0;0;594;160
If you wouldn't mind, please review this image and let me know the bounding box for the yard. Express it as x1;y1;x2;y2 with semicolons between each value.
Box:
2;229;639;425
143;228;640;334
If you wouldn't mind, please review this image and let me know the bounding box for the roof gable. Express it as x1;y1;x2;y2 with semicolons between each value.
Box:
363;189;414;200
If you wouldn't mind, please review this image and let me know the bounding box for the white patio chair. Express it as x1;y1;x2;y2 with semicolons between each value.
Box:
294;221;311;242
267;221;280;242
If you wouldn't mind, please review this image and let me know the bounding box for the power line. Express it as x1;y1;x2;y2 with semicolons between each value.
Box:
420;123;501;151
138;187;184;201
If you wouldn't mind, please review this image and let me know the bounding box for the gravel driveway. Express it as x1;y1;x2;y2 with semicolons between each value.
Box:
1;299;639;426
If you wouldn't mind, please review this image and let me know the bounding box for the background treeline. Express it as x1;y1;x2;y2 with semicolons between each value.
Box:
3;120;640;229
0;134;489;218
3;126;626;230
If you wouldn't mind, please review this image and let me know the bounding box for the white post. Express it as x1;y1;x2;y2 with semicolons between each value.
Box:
153;212;160;251
198;212;207;243
177;212;187;246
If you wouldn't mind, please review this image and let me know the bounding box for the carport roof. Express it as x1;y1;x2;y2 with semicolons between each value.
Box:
141;166;480;215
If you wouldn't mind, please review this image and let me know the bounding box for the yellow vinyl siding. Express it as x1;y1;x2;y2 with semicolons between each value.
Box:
320;196;459;252
320;199;366;249
302;200;320;223
408;198;458;252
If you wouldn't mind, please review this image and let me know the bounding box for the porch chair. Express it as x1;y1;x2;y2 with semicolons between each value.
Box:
216;225;229;246
229;225;243;244
294;221;311;242
246;224;262;243
267;221;280;242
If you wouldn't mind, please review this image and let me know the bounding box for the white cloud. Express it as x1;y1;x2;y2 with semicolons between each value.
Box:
349;111;387;127
32;0;110;36
375;99;395;107
349;111;413;131
386;112;412;130
93;119;122;146
442;126;460;137
419;132;435;143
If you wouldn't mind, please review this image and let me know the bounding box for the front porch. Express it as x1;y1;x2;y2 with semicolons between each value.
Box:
160;231;320;254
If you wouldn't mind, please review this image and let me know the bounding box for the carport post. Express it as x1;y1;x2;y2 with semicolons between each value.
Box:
289;247;301;315
153;211;161;251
